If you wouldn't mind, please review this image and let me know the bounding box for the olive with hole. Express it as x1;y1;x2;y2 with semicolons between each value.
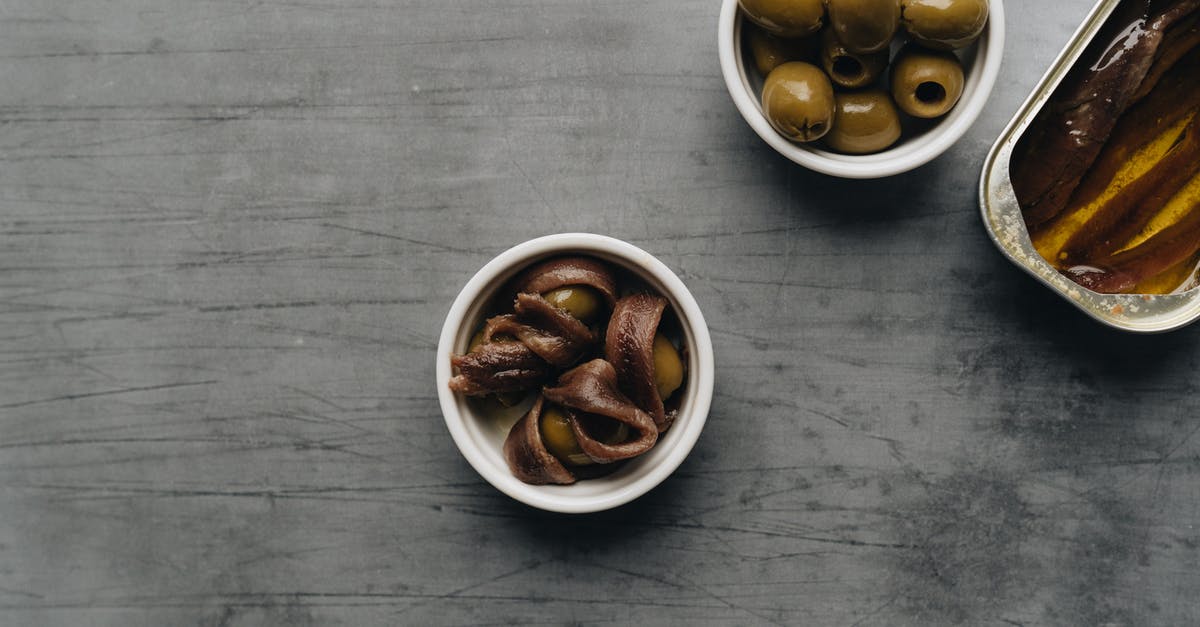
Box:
539;404;629;466
891;45;964;118
541;285;603;323
745;22;817;75
652;333;684;400
819;27;888;89
826;0;900;54
762;62;836;142
825;90;902;154
739;0;826;37
900;0;989;50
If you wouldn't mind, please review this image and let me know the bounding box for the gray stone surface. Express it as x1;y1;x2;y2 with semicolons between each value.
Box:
2;0;1199;625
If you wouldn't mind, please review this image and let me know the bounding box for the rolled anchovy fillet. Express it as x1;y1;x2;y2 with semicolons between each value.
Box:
605;294;673;431
494;293;598;368
543;359;658;464
502;396;575;485
448;341;551;396
510;256;618;309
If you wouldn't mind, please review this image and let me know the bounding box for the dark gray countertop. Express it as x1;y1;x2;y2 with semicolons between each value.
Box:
4;1;1199;625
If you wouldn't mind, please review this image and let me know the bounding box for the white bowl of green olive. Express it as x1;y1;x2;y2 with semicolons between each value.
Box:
718;0;1005;179
436;233;715;514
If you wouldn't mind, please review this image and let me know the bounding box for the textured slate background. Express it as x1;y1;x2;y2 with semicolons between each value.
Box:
3;0;1200;625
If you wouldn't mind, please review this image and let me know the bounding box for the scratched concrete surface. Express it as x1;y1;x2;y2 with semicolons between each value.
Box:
2;0;1199;625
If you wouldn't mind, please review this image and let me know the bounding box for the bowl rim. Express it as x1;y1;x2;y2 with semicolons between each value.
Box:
435;233;716;513
717;0;1006;179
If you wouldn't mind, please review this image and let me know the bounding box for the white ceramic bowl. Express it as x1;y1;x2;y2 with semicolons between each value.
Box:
718;0;1006;179
436;233;715;514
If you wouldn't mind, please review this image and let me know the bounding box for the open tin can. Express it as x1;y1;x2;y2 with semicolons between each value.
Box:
980;0;1200;332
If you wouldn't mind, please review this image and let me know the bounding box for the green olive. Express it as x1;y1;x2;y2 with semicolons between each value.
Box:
901;0;988;50
890;45;964;118
745;22;817;76
739;0;826;37
539;405;630;466
468;327;514;352
825;90;902;154
539;405;590;466
652;333;684;400
468;328;486;353
819;27;888;89
541;285;603;323
827;0;901;54
762;62;835;143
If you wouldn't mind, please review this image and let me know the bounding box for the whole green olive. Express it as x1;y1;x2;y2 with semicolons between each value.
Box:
652;333;684;400
825;90;902;154
826;0;901;54
890;45;964;118
739;0;826;37
541;285;603;323
762;61;836;143
745;22;817;76
819;27;888;89
901;0;989;50
539;405;629;466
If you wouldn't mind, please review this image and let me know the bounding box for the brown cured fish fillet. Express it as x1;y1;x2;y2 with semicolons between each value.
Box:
1067;181;1200;293
449;341;551;396
1012;0;1200;227
483;294;598;368
543;359;658;464
1131;9;1200;101
1061;114;1200;262
510;256;618;309
502;396;576;485
502;361;658;484
449;256;618;394
605;294;674;431
1041;44;1200;222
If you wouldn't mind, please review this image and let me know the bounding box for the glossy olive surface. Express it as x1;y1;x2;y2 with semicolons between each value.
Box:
541;285;603;323
739;0;826;37
891;45;964;118
901;0;988;50
819;27;888;89
762;61;836;142
827;0;901;53
825;90;902;154
745;23;816;75
652;333;684;400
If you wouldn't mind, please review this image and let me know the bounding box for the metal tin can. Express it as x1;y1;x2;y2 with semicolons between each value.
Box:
979;0;1200;333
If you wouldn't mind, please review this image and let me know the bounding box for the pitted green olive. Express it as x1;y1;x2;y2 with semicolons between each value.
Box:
745;23;817;76
827;0;901;54
891;45;964;118
901;0;989;50
819;27;888;89
541;285;603;323
653;333;684;400
762;61;836;143
825;90;902;154
539;405;629;466
739;0;826;37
